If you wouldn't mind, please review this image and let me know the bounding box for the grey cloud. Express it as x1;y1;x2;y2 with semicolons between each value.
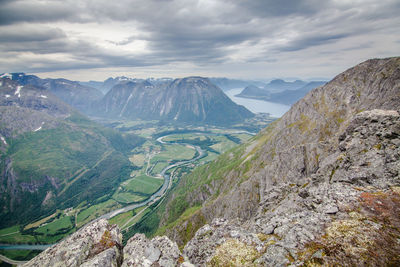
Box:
0;45;158;73
278;33;349;52
0;0;81;25
94;0;264;64
0;26;66;42
341;43;373;52
232;0;327;17
146;24;260;62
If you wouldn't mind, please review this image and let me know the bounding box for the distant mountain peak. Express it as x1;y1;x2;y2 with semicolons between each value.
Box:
99;76;254;125
270;78;285;84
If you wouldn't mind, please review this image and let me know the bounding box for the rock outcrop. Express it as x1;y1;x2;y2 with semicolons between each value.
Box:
22;219;192;267
22;219;123;267
122;234;183;266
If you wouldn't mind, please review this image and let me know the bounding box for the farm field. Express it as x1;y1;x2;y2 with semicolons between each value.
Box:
108;206;148;230
76;199;121;228
0;226;36;244
0;249;41;261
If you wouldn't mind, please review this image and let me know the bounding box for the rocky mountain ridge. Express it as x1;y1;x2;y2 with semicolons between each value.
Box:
21;218;192;267
5;73;103;114
80;76;150;94
0;77;72;140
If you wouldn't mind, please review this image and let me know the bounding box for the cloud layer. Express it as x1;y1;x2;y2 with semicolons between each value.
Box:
0;0;399;80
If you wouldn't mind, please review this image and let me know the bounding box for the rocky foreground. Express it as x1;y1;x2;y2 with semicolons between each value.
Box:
22;108;400;266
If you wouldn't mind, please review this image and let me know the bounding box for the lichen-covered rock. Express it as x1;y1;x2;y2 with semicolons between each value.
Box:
22;219;122;267
184;218;265;266
122;233;183;267
80;247;121;267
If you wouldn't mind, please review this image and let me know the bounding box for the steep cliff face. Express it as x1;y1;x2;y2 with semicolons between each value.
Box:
99;77;254;126
155;57;400;256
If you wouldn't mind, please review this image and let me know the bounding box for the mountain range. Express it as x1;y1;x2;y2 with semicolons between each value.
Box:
82;76;270;93
80;76;160;95
208;77;267;91
7;73;254;126
264;79;307;92
8;73;103;114
236;80;326;105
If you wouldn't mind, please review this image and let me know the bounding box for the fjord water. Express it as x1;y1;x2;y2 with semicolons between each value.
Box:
0;244;51;250
225;88;290;117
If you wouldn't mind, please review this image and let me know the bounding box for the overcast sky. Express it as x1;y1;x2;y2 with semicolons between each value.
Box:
0;0;399;81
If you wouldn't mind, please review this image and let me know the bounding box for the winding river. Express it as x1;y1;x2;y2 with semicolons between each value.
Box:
98;137;205;220
0;131;250;254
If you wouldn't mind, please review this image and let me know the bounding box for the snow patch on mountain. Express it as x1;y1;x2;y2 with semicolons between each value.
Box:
0;73;12;79
34;122;45;132
15;85;23;98
0;136;7;145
